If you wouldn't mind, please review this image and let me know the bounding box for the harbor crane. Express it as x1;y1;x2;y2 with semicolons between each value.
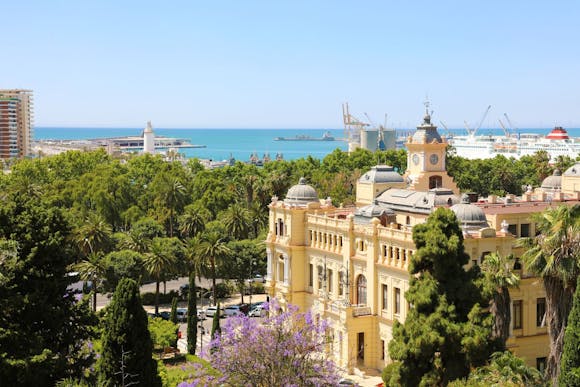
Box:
342;102;369;146
464;105;491;136
503;113;518;134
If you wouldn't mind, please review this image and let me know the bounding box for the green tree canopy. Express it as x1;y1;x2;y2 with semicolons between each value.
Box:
384;208;498;386
97;278;161;387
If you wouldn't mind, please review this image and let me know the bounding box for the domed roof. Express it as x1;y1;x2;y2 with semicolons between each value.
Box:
563;163;580;176
410;112;443;144
355;201;395;218
354;201;395;224
284;177;319;205
450;194;488;230
359;165;404;184
541;169;562;190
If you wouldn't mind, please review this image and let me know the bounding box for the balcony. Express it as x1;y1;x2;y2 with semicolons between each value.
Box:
352;304;372;317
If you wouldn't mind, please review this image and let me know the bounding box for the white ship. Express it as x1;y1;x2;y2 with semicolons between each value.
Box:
448;126;580;161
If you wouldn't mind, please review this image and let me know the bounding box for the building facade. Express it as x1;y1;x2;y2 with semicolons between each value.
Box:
265;109;580;374
0;89;33;159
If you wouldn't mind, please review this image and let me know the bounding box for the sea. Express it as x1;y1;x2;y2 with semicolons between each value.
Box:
34;127;580;162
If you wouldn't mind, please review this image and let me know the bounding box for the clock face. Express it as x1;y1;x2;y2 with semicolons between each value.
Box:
429;154;439;165
412;154;420;165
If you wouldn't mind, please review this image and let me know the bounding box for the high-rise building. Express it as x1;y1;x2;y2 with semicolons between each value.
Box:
0;89;33;159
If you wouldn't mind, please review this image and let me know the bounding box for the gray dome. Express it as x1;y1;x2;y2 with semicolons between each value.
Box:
284;177;318;205
410;113;443;144
359;165;404;184
355;201;395;218
451;194;488;230
541;169;562;190
431;188;460;206
563;163;580;176
354;201;395;224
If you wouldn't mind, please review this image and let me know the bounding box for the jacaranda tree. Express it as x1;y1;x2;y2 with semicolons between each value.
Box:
199;300;340;386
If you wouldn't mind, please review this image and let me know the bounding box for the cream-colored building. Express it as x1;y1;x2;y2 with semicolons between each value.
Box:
0;89;33;159
265;109;580;374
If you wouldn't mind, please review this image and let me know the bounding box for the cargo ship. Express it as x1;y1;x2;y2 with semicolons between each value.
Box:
274;131;337;141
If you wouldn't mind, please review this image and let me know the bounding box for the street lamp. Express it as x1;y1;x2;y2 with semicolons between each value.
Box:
248;259;255;309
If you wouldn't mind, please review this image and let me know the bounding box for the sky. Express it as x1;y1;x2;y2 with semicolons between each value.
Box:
3;1;580;129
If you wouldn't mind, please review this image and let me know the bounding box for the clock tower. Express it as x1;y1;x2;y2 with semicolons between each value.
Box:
404;103;459;194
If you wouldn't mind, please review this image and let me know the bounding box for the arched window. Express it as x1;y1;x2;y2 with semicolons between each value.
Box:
356;275;367;305
429;175;443;189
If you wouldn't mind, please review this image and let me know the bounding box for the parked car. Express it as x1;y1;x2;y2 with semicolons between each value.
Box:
245;274;266;285
204;306;224;318
176;308;187;322
224;305;244;317
248;304;267;317
338;378;358;386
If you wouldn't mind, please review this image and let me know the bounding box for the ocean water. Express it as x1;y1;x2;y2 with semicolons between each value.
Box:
34;127;580;162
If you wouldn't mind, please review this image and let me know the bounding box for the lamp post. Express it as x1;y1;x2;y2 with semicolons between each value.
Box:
248;259;255;310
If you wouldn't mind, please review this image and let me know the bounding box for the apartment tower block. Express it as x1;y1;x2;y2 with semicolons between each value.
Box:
0;89;33;159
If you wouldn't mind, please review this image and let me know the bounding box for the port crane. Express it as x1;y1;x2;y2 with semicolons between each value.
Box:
464;105;492;136
342;103;369;146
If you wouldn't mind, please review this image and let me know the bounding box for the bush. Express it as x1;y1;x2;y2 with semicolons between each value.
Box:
214;282;233;299
149;317;179;350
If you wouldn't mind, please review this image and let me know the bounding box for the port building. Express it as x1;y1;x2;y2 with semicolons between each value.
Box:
0;89;33;159
265;108;580;375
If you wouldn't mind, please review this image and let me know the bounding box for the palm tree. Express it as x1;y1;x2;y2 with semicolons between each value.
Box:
179;204;211;239
143;238;178;315
71;252;107;311
519;204;580;383
183;236;205;354
220;203;251;240
151;173;188;237
197;231;231;305
74;213;113;256
480;253;520;344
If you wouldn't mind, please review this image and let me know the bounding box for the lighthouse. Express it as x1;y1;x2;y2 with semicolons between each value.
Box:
143;121;155;154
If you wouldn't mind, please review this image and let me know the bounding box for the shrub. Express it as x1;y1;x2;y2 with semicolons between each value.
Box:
141;290;180;305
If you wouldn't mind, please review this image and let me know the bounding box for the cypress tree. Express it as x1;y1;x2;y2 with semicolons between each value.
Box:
170;297;178;324
559;275;580;386
211;302;221;339
187;272;198;354
97;278;161;387
384;208;497;386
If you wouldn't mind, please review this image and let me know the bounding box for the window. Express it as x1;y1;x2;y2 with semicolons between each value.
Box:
536;357;547;373
338;271;344;296
382;284;388;310
429;175;442;189
537;298;546;327
508;224;517;235
480;251;491;263
381;340;385;360
513;300;523;329
394;287;401;314
309;264;313;287
356;275;367;305
520;223;530;237
327;269;333;293
317;266;323;289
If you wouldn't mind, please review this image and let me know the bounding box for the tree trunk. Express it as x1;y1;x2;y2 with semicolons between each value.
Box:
187;271;198;355
491;287;511;345
211;257;217;306
544;276;574;383
155;281;160;315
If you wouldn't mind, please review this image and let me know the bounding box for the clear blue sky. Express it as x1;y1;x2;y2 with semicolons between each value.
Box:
3;1;579;129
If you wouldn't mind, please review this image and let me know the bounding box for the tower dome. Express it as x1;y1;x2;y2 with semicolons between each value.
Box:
451;194;489;230
359;165;404;184
541;169;562;190
284;177;319;205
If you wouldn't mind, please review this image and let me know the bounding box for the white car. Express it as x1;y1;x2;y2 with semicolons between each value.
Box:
224;305;244;317
248;304;267;318
204;306;224;318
